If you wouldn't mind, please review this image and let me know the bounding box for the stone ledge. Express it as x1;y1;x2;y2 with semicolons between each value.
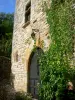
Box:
22;21;30;28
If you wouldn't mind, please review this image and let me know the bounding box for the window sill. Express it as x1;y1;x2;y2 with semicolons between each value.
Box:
22;21;30;28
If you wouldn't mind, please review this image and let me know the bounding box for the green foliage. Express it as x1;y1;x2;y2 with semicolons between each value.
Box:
0;32;12;57
0;12;14;37
0;13;14;58
39;0;75;100
15;92;32;100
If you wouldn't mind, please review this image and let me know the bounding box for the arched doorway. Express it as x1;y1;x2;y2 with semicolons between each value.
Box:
28;47;43;98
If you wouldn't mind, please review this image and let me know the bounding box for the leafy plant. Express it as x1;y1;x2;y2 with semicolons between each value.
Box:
0;13;14;58
15;92;32;100
39;0;75;100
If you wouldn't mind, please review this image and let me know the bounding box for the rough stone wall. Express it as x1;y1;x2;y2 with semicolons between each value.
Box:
12;0;50;93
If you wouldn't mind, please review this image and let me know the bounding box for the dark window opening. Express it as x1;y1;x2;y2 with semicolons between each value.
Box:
14;51;18;62
25;1;31;23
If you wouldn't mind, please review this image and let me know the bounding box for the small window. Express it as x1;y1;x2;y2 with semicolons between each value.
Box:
25;1;31;23
14;51;18;62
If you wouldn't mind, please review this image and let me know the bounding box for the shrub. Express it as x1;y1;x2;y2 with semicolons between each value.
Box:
39;0;75;100
15;92;32;100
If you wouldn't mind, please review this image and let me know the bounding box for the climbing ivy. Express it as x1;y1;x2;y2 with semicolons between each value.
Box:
39;0;75;100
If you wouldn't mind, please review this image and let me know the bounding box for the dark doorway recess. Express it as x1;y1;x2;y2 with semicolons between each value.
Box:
28;47;43;98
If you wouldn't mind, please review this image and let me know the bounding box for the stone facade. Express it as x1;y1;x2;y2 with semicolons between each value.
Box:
12;0;50;94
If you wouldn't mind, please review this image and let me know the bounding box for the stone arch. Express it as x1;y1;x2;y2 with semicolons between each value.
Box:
27;47;43;98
